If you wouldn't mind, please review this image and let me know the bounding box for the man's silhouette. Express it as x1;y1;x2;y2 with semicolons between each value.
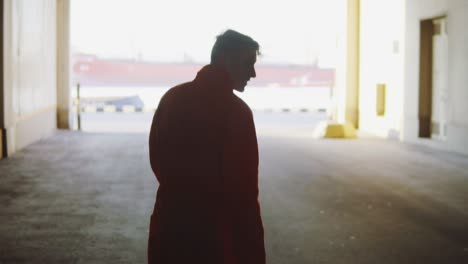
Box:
148;30;265;264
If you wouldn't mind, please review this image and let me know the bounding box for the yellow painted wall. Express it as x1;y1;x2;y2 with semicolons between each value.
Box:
57;0;72;129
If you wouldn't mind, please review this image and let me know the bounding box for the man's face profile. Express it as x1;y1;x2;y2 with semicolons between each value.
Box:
225;49;257;92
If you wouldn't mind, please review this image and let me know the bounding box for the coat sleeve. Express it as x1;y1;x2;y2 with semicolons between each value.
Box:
222;106;265;264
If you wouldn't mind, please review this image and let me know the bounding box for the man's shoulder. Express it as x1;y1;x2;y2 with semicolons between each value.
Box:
232;94;253;116
165;82;192;97
160;82;193;102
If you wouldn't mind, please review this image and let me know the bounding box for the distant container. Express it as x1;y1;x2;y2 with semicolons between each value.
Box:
72;53;335;88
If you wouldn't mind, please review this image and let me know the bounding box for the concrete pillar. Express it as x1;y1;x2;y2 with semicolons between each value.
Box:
345;0;360;129
3;0;15;156
332;0;360;128
57;0;71;129
1;0;4;158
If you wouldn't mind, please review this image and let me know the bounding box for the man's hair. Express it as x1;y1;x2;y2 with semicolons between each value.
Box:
210;29;260;64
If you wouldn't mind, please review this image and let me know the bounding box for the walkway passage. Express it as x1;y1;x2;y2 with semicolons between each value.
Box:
1;128;467;263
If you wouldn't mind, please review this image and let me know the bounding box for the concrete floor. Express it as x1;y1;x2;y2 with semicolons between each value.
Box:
1;128;468;263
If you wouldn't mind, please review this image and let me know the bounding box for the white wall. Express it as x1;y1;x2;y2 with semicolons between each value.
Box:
3;0;57;155
358;0;468;155
359;0;405;138
445;0;468;154
403;0;448;141
403;0;468;155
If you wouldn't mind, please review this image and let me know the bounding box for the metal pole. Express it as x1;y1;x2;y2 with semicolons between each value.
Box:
77;83;81;131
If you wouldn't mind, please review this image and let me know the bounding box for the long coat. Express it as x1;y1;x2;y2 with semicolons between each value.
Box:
148;65;265;264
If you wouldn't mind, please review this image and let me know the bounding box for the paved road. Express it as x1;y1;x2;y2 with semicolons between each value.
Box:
1;123;468;263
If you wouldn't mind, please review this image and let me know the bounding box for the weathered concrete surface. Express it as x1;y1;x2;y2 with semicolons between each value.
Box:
1;129;468;263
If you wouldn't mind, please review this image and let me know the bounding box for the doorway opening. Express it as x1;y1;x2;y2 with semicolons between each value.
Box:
418;16;448;139
69;0;345;136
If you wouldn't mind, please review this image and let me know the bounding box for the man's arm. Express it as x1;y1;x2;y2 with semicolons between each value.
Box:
149;107;162;181
222;107;265;264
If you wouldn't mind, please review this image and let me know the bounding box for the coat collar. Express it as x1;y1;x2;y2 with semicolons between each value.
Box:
193;64;233;93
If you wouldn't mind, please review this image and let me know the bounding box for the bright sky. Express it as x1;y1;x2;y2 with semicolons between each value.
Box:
71;0;345;66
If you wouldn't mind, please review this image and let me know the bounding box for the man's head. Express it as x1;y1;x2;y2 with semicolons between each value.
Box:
210;29;260;92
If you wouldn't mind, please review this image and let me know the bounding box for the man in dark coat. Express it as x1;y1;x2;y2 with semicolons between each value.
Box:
148;30;265;264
